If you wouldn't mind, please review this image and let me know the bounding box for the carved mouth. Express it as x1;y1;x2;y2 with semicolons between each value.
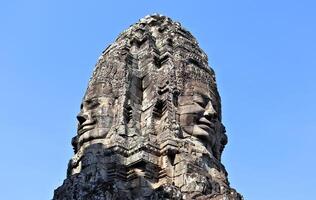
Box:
197;117;215;132
78;121;96;135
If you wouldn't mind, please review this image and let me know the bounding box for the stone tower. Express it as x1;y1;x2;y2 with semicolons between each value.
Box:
53;14;242;200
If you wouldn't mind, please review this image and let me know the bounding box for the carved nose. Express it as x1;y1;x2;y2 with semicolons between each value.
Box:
77;114;87;124
203;101;217;119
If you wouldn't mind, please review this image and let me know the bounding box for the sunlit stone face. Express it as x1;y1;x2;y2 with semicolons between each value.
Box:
178;82;221;150
76;83;115;146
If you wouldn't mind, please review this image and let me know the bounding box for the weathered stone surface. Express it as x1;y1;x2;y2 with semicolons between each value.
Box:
54;14;242;200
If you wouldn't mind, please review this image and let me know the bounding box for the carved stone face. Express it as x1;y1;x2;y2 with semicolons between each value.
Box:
76;94;115;146
178;82;220;149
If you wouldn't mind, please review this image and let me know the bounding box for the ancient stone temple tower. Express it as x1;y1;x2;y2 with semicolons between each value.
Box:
53;14;242;200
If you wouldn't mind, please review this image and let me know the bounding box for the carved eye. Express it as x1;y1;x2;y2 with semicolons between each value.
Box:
195;100;206;108
193;95;207;108
85;99;100;109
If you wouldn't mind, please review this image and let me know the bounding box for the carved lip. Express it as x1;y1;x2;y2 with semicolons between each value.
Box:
78;121;96;135
197;117;215;132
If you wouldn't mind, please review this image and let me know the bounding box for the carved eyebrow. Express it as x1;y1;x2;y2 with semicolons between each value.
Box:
84;97;98;102
202;94;211;101
83;98;100;106
193;92;211;101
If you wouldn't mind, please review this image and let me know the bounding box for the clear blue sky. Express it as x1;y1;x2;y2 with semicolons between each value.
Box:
1;1;315;199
